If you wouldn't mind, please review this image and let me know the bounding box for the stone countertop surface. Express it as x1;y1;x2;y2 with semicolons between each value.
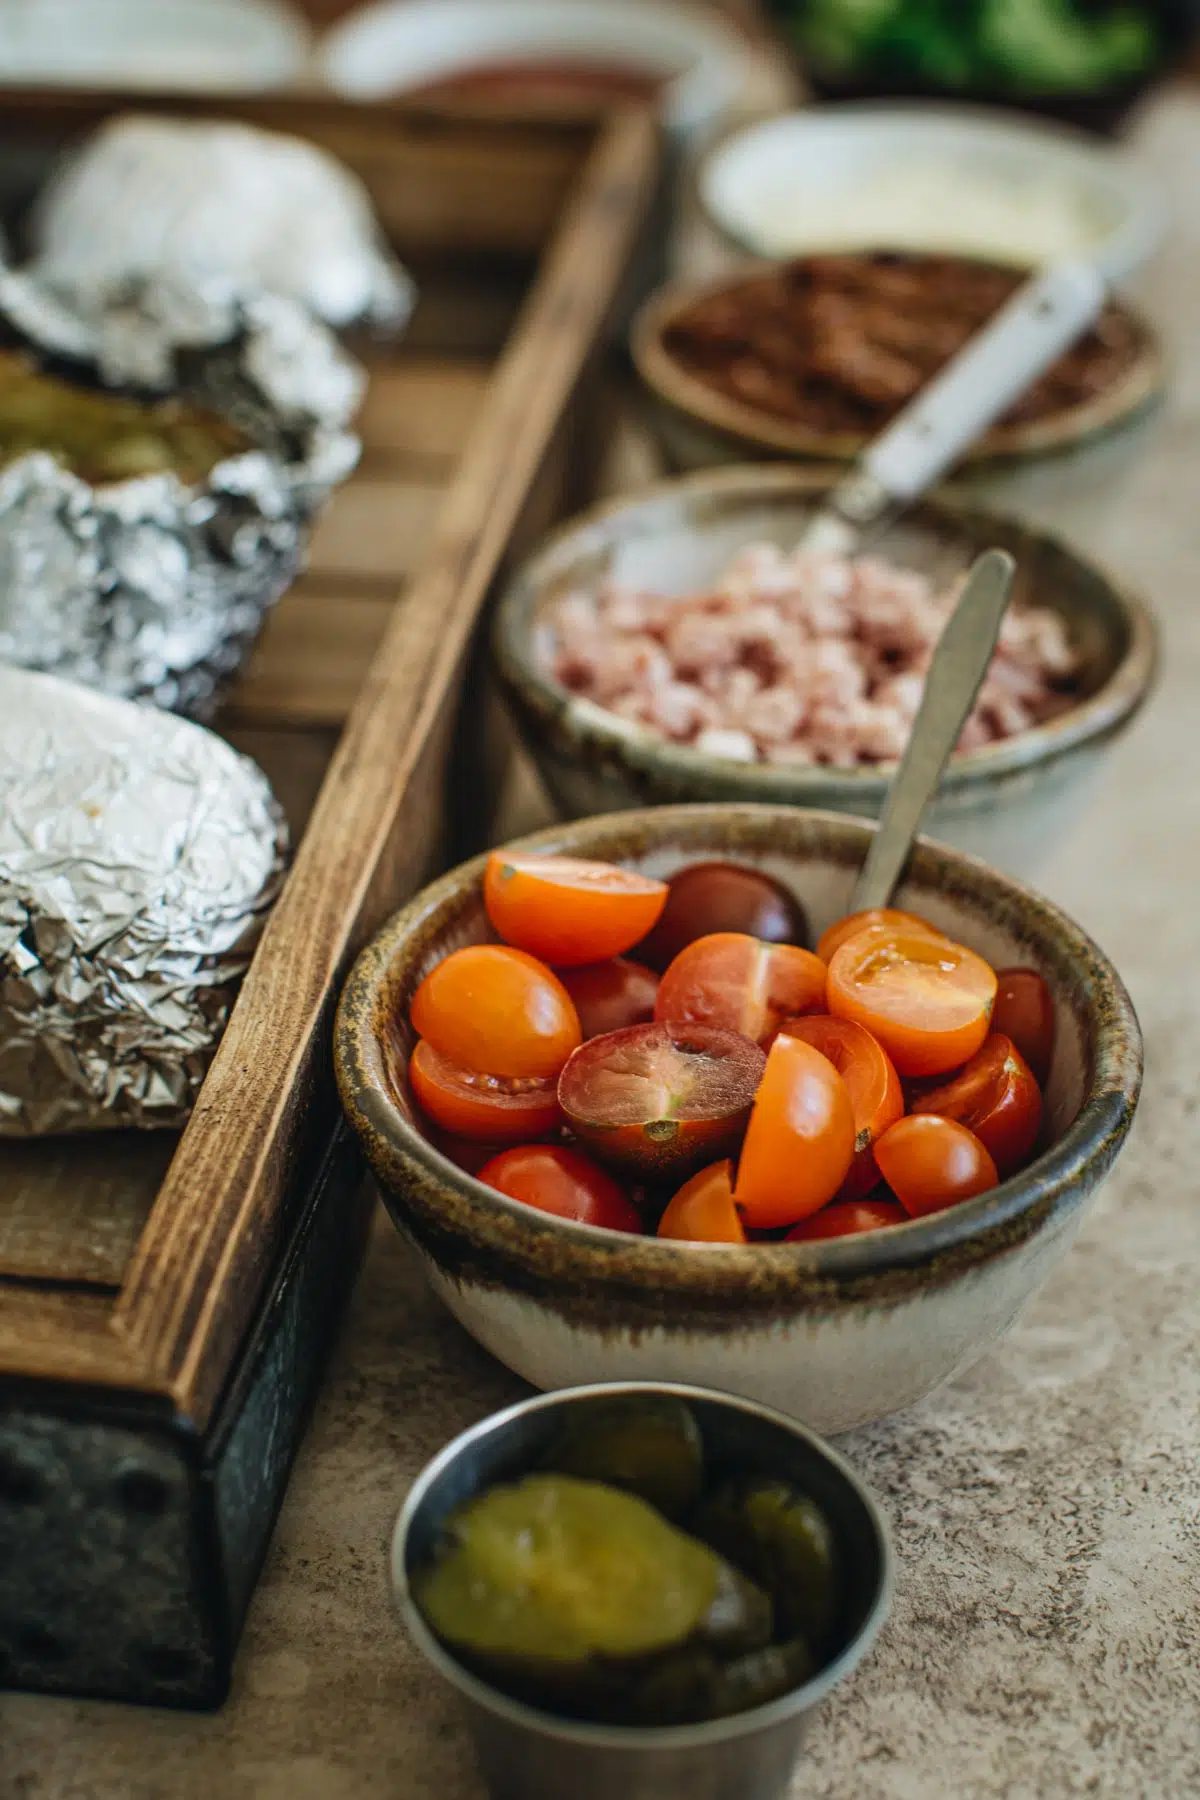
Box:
5;88;1200;1800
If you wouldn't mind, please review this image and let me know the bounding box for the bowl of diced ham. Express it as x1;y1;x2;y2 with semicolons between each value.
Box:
491;465;1155;877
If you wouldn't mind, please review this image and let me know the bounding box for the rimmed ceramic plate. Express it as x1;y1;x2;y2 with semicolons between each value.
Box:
318;0;752;137
698;104;1165;280
632;262;1166;474
0;0;311;93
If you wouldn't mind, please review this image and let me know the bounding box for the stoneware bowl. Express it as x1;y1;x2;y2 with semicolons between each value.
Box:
391;1382;892;1800
630;268;1165;485
334;804;1142;1434
491;466;1157;877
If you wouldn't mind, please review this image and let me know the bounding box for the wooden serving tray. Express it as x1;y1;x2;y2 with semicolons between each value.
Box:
0;97;658;1707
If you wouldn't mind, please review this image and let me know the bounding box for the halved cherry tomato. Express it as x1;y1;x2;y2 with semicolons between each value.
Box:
655;933;827;1048
657;1159;746;1245
426;1125;527;1177
817;908;948;964
911;1034;1042;1174
785;1199;908;1241
483;853;667;967
780;1015;903;1199
476;1144;642;1233
827;924;997;1077
734;1035;856;1229
637;862;808;972
875;1115;999;1219
560;958;659;1040
409;1040;562;1142
558;1022;765;1180
993;968;1055;1085
410;944;580;1080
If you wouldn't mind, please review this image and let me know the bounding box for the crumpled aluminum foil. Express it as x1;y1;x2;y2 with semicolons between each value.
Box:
0;263;363;717
0;665;289;1137
28;114;415;334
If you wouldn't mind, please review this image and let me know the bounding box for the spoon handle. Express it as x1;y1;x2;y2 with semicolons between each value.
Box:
801;261;1107;557
852;548;1016;914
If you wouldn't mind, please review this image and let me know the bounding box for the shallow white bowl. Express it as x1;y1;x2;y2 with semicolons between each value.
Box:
0;0;311;92
699;103;1165;278
319;0;753;139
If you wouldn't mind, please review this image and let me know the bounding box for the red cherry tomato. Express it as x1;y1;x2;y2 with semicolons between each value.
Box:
657;1160;746;1245
559;958;659;1040
637;862;808;973
993;968;1055;1085
911;1034;1042;1174
409;1040;562;1142
483;853;667;967
816;908;948;965
826;924;997;1077
411;944;581;1080
734;1035;857;1229
780;1015;903;1199
785;1199;908;1241
558;1022;765;1181
655;933;827;1048
874;1115;999;1219
425;1125;527;1176
476;1144;643;1234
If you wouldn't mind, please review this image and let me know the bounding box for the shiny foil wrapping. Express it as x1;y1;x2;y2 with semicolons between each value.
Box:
0;263;363;717
0;666;289;1137
29;114;415;334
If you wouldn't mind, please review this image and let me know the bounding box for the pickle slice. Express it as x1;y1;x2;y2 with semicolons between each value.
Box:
414;1474;772;1715
539;1396;704;1520
692;1478;839;1647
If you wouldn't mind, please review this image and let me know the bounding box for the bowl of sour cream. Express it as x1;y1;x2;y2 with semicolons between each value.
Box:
698;103;1164;280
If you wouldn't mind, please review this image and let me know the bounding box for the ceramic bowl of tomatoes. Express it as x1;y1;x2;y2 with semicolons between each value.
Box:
335;804;1141;1434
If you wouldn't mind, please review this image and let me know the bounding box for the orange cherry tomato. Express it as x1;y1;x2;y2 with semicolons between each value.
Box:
558;1022;765;1181
780;1015;903;1199
817;908;948;964
874;1115;999;1219
559;958;659;1040
409;1040;562;1142
993;968;1055;1085
785;1199;908;1241
655;933;827;1049
826;925;997;1078
657;1159;747;1245
637;862;808;973
477;1144;642;1234
734;1035;856;1229
911;1034;1042;1174
483;853;667;967
410;944;581;1080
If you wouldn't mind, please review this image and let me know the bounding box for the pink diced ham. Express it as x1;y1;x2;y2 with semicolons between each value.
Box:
545;542;1079;769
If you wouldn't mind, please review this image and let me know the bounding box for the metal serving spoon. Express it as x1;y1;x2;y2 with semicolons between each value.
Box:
852;547;1016;912
800;259;1107;557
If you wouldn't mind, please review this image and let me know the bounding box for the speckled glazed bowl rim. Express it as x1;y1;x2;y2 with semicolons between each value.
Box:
390;1380;893;1750
335;804;1142;1305
491;465;1158;807
630;265;1166;471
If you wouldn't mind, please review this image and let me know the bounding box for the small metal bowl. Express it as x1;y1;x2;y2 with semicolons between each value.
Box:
391;1382;893;1800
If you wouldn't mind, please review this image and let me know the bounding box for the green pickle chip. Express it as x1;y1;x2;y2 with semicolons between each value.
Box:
414;1473;774;1717
692;1477;839;1648
539;1396;705;1520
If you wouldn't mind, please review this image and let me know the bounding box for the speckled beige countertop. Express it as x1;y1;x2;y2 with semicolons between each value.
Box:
5;89;1200;1800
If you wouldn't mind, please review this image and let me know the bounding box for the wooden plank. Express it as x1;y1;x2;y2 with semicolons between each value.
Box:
356;357;490;463
305;474;442;583
111;109;659;1425
222;725;342;839
0;1136;175;1288
223;588;398;728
